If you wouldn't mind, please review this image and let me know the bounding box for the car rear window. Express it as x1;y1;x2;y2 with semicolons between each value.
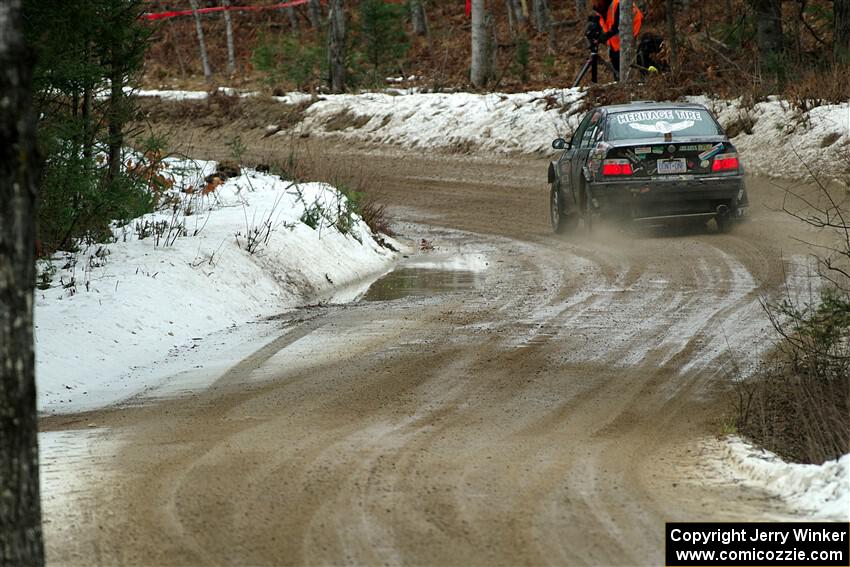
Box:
607;108;721;140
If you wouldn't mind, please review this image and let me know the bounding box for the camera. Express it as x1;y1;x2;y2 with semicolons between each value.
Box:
585;15;603;43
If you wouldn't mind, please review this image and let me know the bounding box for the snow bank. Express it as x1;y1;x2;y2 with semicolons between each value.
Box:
281;89;587;156
690;96;850;180
136;87;849;179
719;437;850;520
288;90;849;179
35;159;397;414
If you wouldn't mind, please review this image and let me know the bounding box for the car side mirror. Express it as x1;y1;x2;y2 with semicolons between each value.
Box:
552;138;570;150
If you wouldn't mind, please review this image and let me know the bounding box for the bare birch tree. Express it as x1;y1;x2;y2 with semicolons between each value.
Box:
532;0;548;32
620;0;634;82
470;0;488;87
188;0;213;81
532;0;556;51
508;0;527;26
519;0;528;22
222;0;236;75
328;0;347;92
505;0;516;35
0;0;44;564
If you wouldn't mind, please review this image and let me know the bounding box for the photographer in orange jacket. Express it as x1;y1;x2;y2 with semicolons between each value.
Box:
592;0;643;77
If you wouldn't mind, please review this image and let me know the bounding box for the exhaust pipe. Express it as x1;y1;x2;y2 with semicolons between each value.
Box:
716;204;730;216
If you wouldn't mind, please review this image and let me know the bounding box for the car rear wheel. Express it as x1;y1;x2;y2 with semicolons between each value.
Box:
550;183;577;234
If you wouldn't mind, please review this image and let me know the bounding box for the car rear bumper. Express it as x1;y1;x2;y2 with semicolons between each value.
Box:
589;174;748;221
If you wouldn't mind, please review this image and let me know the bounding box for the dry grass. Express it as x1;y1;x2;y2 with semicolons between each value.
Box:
735;352;849;464
784;64;850;112
136;93;316;131
267;139;395;240
735;170;850;465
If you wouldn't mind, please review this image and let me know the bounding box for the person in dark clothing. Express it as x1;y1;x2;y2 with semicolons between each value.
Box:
592;0;643;76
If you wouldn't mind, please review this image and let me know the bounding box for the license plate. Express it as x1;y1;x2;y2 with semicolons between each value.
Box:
657;158;687;174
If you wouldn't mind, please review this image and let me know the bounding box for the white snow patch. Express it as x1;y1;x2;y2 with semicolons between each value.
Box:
133;88;209;101
35;158;398;414
718;437;850;520
291;89;585;155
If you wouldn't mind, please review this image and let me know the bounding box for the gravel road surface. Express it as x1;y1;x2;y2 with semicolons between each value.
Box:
41;138;817;566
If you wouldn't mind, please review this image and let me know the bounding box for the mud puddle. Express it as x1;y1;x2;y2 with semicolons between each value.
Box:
362;267;480;301
362;252;489;301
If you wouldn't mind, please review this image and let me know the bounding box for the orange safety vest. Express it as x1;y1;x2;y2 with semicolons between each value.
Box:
600;0;643;52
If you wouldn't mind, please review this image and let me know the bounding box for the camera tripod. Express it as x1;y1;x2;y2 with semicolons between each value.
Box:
572;15;620;87
572;42;619;87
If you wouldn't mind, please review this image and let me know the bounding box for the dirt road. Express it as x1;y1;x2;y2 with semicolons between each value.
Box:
41;140;815;566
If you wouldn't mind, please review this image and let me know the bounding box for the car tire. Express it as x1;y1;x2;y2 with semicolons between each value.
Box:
550;183;577;234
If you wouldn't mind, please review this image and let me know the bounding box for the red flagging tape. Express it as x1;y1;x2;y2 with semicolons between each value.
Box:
141;0;309;21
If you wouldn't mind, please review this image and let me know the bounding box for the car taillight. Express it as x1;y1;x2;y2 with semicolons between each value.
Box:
602;159;633;176
712;153;739;172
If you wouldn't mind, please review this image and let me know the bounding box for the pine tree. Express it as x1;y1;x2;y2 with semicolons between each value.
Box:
23;0;150;254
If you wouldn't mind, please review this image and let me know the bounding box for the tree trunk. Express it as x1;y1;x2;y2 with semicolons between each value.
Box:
487;5;498;77
835;0;850;60
327;0;347;92
286;7;299;34
751;0;784;69
519;0;530;20
505;0;516;36
790;0;802;62
620;0;634;82
188;0;213;81
411;0;429;36
509;0;528;25
666;0;678;73
470;0;488;87
0;1;44;566
532;0;549;33
222;0;237;75
308;0;322;28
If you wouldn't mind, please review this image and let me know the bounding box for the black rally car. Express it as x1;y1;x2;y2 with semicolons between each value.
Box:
548;101;748;233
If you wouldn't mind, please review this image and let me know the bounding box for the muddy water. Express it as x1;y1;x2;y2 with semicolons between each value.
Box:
362;267;481;301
